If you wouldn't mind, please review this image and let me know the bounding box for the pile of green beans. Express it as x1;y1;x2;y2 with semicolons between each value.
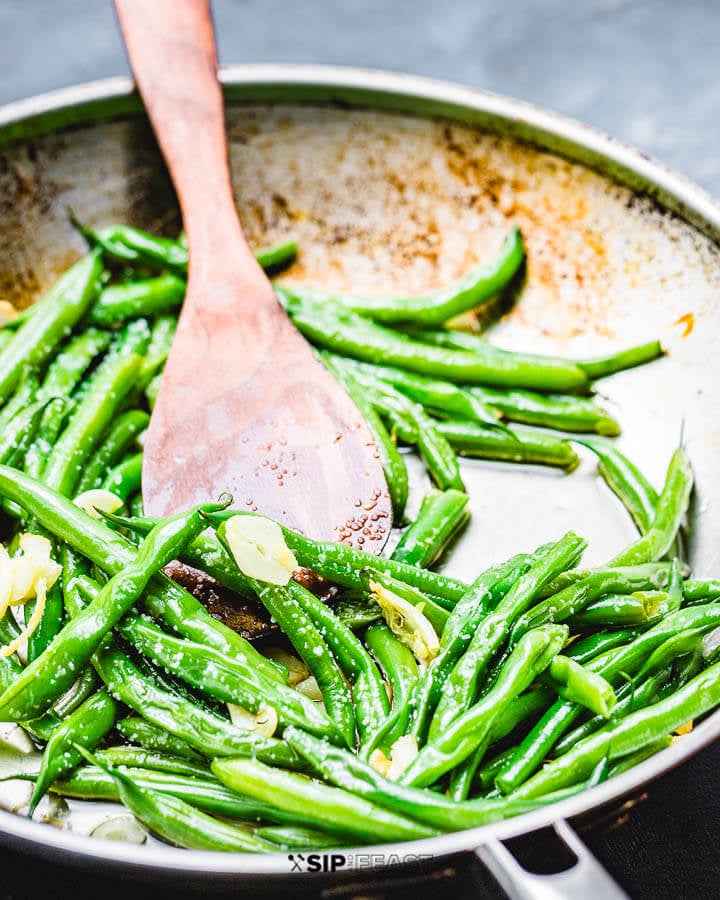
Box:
2;221;713;855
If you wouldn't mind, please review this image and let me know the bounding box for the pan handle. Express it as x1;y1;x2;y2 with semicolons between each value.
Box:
472;819;628;900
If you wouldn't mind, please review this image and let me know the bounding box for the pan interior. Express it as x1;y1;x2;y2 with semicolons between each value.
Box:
1;92;720;856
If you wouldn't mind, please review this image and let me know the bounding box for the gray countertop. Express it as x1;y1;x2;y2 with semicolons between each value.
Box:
1;0;719;198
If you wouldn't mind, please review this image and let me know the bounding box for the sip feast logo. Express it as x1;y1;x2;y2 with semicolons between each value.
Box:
288;853;347;873
287;852;433;872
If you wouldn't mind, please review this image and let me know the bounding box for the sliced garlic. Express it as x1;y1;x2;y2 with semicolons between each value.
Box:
223;515;298;586
227;702;279;738
73;489;124;519
264;646;309;687
296;675;324;704
369;580;439;667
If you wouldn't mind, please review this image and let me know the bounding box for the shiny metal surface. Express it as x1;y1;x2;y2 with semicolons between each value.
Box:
1;66;719;888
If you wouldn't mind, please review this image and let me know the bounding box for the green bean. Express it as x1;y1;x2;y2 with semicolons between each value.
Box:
575;340;664;379
565;629;640;665
511;564;671;640
92;639;298;766
278;228;524;327
428;534;586;741
256;825;340;850
436;419;579;469
29;690;117;814
0;368;40;433
213;538;356;747
410;328;661;382
684;579;720;603
0;250;103;404
287;580;389;743
52;765;296;823
0;399;53;466
102;452;142;501
145;371;162;409
401;625;569;788
117;717;205;762
609;446;693;566
468;385;620;435
75;746;276;853
284;726;575;831
0;467;284;684
26;580;65;663
391;489;470;568
367;553;535;754
364;622;418;712
75;410;150;493
79;221;296;275
553;669;672;757
568;592;665;628
578;438;657;534
93;747;209;778
543;655;616;717
0;502;223;721
254;237;298;272
321;351;408;520
113;601;342;741
51;667;99;719
511;659;720;800
331;593;383;629
212;757;437;842
341;357;503;431
282;292;589;392
495;604;720;793
41;353;143;497
137;314;176;382
605;736;673;779
38;328;113;400
88;273;185;324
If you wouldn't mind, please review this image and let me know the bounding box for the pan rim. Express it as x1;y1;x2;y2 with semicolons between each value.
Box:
1;63;719;879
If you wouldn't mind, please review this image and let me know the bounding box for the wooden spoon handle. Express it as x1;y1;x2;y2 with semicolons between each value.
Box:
114;0;247;269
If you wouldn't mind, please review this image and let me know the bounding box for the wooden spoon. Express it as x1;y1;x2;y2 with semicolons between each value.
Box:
114;0;391;549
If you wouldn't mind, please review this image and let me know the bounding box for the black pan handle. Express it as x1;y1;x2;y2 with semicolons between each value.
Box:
473;819;628;899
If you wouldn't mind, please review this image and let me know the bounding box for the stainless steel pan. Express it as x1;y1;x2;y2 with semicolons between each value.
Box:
1;66;720;897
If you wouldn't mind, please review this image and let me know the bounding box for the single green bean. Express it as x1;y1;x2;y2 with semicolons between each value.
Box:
609;446;693;566
88;273;185;324
364;622;418;712
102;452;142;501
117;717;205;762
30;690;117;814
391;489;470;567
321;351;408;520
436;419;579;469
543;655;616;717
281;292;589;392
469;385;620;435
574;340;664;379
212;757;437;843
75;410;150;493
277;227;524;326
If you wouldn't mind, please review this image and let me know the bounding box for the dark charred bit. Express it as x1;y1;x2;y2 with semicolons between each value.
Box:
163;561;275;641
291;567;339;601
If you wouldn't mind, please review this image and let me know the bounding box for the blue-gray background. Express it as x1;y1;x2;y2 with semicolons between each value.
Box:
1;0;719;197
1;2;720;898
